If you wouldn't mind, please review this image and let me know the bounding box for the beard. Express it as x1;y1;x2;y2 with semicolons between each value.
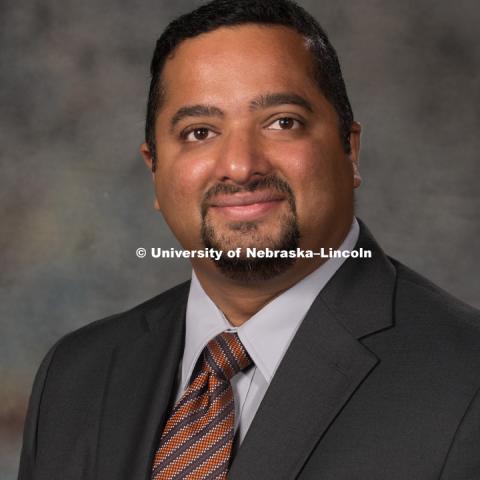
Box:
200;175;300;282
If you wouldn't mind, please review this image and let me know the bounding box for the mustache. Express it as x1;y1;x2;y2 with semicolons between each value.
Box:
202;174;295;204
201;175;296;219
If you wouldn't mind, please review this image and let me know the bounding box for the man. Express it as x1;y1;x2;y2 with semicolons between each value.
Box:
18;0;480;479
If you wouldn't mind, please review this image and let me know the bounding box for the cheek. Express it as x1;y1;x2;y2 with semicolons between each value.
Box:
273;139;342;195
272;139;353;221
155;151;213;206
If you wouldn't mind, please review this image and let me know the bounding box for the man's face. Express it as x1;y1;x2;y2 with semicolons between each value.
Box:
142;24;360;280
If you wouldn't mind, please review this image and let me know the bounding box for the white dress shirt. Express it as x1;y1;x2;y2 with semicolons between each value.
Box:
173;218;360;451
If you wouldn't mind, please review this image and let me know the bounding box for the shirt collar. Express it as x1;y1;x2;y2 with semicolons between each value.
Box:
181;217;360;390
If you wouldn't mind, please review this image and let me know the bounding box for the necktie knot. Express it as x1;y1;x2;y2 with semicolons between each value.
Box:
204;331;252;381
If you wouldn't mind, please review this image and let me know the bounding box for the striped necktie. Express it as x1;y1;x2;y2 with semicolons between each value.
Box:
151;331;253;480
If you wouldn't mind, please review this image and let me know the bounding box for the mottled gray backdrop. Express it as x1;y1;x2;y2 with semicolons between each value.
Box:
1;0;479;477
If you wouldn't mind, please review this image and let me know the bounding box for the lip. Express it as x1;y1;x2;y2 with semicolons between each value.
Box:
209;191;286;207
208;191;286;221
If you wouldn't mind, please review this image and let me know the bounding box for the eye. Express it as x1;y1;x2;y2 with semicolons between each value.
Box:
182;127;218;142
267;117;302;130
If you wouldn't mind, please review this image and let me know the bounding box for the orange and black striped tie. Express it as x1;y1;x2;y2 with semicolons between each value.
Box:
151;331;252;480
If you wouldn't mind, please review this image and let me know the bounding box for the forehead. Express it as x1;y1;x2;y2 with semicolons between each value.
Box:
160;24;318;109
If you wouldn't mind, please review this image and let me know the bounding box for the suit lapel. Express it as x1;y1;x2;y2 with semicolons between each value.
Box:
229;221;396;479
228;297;379;480
95;284;189;480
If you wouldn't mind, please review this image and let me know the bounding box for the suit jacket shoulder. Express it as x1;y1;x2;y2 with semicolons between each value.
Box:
18;281;190;480
56;280;191;351
393;258;480;373
394;258;479;328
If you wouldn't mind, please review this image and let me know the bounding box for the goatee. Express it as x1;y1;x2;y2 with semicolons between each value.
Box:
201;175;300;282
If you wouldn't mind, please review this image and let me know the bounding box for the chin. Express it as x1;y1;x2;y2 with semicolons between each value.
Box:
201;214;301;281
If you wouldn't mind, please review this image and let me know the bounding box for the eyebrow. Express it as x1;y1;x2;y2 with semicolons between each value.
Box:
169;92;313;132
249;92;313;112
170;105;224;131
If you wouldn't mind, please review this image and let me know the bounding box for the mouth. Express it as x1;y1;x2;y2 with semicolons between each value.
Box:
207;191;286;221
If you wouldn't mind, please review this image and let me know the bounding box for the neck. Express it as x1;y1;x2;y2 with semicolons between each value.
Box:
193;256;325;326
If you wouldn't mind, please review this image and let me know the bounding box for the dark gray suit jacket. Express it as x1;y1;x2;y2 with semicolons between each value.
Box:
18;223;480;479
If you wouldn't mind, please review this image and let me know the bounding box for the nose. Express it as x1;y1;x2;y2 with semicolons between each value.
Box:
213;128;272;185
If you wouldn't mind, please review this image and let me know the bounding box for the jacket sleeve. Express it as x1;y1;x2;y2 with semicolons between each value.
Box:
17;343;59;480
439;385;480;479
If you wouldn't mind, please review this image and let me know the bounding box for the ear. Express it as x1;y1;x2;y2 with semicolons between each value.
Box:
140;143;161;211
140;142;155;173
348;121;362;188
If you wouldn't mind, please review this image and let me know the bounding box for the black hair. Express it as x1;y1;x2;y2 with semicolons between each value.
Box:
145;0;354;171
